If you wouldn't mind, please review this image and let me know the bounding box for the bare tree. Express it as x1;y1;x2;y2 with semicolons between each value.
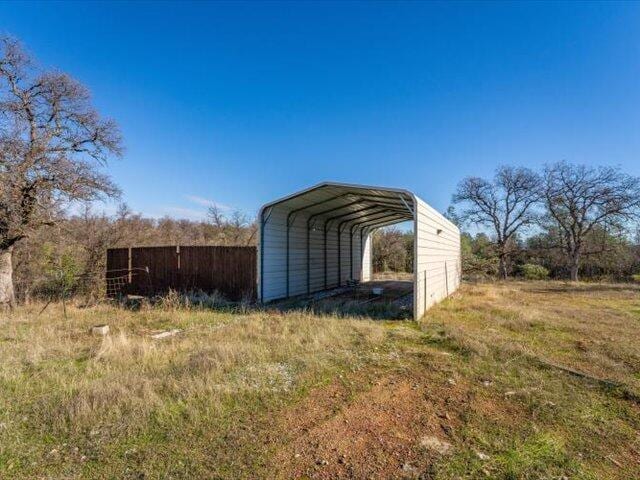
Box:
206;204;225;229
228;210;257;246
452;166;541;279
205;205;257;246
542;161;640;281
0;36;122;308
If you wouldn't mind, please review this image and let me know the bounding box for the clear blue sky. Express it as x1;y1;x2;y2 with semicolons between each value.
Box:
2;1;640;220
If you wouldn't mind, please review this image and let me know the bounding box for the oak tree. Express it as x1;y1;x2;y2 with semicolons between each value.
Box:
542;161;640;281
0;37;122;308
452;166;541;279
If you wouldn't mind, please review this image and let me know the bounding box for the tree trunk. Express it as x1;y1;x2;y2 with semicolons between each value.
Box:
569;250;580;282
498;254;508;280
0;247;16;309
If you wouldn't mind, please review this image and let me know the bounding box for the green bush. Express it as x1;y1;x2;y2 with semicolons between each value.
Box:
40;243;81;297
462;252;499;279
632;274;640;283
520;263;550;280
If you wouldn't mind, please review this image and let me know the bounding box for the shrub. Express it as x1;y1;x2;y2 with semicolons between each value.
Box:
462;253;499;279
38;243;81;298
632;274;640;283
520;263;550;280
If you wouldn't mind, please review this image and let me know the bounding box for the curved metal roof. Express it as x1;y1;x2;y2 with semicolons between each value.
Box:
259;181;416;229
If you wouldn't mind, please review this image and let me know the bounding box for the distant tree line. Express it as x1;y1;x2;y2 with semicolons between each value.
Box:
451;163;640;282
12;204;256;302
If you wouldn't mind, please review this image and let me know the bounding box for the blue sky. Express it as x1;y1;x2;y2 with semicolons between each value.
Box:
2;1;640;220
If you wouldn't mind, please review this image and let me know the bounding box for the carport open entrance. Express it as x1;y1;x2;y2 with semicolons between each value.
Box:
258;182;461;320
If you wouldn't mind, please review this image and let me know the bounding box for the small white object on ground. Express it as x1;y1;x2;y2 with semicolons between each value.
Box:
151;329;182;339
91;325;109;336
402;462;419;474
475;450;490;460
419;435;452;455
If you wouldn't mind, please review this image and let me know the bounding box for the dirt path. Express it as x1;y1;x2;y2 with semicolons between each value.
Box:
270;367;473;479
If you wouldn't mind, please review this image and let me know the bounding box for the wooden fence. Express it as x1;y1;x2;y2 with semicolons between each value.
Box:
106;246;256;300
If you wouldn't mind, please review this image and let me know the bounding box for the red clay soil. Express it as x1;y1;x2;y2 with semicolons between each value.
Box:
270;369;472;479
268;365;640;480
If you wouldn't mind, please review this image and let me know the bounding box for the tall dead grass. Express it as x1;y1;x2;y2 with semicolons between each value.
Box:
0;301;390;461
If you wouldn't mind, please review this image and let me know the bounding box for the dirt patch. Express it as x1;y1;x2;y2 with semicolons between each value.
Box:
271;370;469;479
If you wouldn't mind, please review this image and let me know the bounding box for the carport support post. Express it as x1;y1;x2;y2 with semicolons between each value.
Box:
337;225;341;287
323;222;328;290
349;224;357;281
285;212;301;299
286;214;291;298
338;221;356;287
259;207;273;303
306;218;311;295
349;227;353;281
260;210;265;302
360;228;364;279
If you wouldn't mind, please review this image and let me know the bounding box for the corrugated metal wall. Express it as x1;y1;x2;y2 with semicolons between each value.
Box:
260;205;370;302
413;196;461;319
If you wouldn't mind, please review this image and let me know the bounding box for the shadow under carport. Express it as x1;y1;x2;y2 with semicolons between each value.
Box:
270;279;413;320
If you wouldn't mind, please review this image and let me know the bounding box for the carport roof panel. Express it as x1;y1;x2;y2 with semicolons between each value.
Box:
260;182;416;225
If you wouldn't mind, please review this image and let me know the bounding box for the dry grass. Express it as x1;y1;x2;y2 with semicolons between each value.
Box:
1;281;639;479
417;281;640;480
0;302;387;478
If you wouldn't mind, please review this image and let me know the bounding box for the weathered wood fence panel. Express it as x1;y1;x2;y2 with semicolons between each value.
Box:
132;246;178;294
106;246;256;300
106;248;129;274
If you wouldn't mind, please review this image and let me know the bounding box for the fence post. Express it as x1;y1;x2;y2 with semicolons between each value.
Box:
127;247;132;283
176;245;181;290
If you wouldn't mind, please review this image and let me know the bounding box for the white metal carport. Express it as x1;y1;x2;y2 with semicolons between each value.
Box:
258;182;461;320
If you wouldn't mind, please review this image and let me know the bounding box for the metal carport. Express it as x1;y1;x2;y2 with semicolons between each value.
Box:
258;182;461;320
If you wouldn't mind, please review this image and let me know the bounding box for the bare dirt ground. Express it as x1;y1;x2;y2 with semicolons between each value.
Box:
272;371;466;479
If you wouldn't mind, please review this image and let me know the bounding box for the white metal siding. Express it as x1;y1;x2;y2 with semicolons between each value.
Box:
413;196;461;320
260;207;367;302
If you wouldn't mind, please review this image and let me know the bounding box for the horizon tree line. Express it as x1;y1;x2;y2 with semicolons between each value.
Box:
451;162;640;281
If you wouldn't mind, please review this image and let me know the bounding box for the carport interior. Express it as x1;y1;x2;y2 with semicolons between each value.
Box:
259;183;415;315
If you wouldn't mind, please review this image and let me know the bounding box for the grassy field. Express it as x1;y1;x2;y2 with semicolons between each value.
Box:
1;281;639;479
